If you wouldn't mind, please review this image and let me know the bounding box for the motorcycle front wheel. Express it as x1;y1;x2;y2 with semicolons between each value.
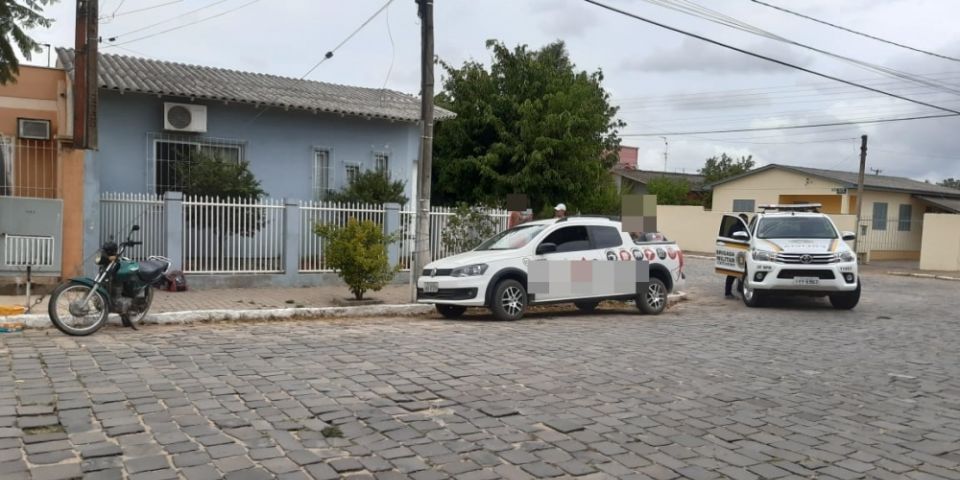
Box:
48;281;110;336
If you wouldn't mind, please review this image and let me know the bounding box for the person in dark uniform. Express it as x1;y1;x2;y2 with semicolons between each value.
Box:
724;213;751;298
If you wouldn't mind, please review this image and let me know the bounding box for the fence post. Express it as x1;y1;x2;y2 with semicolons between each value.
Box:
284;199;300;281
384;202;400;268
163;191;184;270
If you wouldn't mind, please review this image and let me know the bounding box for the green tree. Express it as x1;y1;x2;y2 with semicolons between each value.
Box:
940;178;960;190
325;168;408;205
441;203;498;254
177;152;267;236
699;153;755;208
1;0;57;85
315;218;397;300
646;177;691;205
433;39;625;216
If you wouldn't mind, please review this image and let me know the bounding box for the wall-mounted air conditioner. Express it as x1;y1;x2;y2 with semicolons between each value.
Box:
163;102;207;133
17;118;51;140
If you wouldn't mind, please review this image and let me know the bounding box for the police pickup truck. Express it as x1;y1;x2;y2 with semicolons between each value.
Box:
715;203;860;309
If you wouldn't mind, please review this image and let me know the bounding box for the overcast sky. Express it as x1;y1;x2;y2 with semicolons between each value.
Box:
24;0;960;182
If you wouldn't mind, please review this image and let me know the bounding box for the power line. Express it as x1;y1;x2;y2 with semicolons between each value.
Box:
102;0;234;44
584;0;960;115
301;0;396;79
620;113;960;136
750;0;960;63
99;1;183;21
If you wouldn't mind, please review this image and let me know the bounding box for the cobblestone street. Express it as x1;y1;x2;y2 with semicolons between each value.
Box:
2;260;959;479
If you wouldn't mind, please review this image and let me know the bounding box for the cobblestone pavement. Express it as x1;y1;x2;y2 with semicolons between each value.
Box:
2;260;960;479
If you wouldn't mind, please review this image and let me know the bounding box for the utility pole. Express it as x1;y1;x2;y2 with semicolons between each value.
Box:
660;136;668;173
853;135;867;254
411;0;434;302
74;0;99;150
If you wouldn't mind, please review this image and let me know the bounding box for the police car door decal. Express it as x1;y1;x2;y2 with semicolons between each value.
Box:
716;214;749;276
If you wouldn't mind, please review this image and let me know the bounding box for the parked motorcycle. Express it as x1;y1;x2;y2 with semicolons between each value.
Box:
48;225;171;336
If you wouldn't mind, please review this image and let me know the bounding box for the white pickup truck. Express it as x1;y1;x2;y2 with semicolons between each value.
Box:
715;203;860;309
417;216;686;320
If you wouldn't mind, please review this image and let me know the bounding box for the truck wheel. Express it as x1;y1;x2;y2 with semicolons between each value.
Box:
490;279;527;321
574;301;599;313
829;281;860;310
741;275;765;308
436;304;467;319
637;279;667;315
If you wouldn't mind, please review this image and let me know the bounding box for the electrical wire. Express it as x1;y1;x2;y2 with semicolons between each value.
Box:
301;0;396;79
105;0;261;48
110;0;128;19
637;0;960;96
583;0;960;115
102;0;234;44
99;1;183;21
379;1;397;106
750;0;960;63
619;113;960;136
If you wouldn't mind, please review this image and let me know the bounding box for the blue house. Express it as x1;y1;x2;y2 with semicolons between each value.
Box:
57;48;453;202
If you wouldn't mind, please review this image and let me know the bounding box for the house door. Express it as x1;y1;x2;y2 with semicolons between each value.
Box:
715;214;749;276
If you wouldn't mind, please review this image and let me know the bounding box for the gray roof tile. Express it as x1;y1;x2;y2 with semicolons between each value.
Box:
709;163;960;196
56;48;454;123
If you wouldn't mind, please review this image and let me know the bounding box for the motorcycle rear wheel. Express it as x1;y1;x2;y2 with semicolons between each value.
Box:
48;281;110;336
122;286;154;327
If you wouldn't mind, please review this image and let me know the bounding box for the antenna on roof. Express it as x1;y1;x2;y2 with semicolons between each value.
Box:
870;168;883;175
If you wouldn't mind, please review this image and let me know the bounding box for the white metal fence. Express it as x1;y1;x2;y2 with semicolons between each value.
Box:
299;201;386;272
100;193;166;261
399;206;510;271
182;196;285;274
2;235;55;267
857;217;923;254
0;137;60;199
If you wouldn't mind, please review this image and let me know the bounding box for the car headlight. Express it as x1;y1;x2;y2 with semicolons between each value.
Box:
751;249;777;262
451;264;488;277
839;250;856;262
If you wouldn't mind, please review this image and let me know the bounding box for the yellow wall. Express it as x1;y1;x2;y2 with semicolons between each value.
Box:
712;168;844;213
854;190;925;258
919;214;960;271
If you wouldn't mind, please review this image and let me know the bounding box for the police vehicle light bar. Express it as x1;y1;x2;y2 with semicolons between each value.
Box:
758;203;822;212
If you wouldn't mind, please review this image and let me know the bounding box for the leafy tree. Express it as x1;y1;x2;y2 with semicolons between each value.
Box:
1;0;57;85
940;178;960;190
646;177;691;205
441;203;498;254
325;168;408;205
315;218;398;300
178;152;267;239
433;39;625;216
698;153;755;208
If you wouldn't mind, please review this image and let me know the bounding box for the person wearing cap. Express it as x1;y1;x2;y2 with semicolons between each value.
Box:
554;203;567;218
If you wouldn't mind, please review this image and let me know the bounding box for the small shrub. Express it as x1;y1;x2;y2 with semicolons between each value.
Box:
441;203;498;254
315;218;398;300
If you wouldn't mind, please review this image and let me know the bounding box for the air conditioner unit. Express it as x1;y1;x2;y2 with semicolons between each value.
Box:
17;119;51;140
163;102;207;133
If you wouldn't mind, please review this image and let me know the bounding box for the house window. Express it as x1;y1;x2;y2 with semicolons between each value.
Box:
872;202;888;230
898;204;912;231
152;134;243;194
374;151;389;172
345;163;361;185
313;149;331;200
732;199;755;213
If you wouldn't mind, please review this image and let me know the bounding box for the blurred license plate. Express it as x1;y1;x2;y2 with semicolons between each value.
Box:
794;277;819;286
423;282;439;293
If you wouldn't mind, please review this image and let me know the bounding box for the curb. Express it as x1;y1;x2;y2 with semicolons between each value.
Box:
8;293;691;329
684;254;714;260
886;271;960;282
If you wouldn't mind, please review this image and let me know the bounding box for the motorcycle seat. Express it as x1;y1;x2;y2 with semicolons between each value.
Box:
137;259;170;283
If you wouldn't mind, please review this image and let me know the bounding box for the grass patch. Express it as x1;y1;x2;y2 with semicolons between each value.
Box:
285;299;295;304
321;426;343;438
23;425;65;435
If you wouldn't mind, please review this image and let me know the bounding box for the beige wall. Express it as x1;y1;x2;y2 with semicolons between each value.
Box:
656;205;856;255
854;190;926;259
0;65;63;136
919;214;960;271
712;168;844;213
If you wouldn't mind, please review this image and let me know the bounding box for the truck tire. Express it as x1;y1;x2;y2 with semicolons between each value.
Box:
829;281;860;310
741;275;765;308
436;304;467;319
637;279;667;315
490;279;527;321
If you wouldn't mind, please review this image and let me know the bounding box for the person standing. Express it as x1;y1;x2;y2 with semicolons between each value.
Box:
554;203;566;219
724;213;750;299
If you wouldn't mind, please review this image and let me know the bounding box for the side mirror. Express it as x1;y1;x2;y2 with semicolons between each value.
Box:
841;231;856;241
131;225;141;232
536;242;557;255
732;231;749;240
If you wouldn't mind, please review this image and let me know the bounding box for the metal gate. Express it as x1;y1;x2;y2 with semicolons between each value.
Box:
0;197;63;276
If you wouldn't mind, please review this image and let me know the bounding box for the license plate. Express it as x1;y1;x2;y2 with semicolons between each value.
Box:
423;282;439;293
794;277;819;286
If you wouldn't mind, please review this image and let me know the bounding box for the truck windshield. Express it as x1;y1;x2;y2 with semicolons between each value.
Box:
474;224;547;251
757;217;838;239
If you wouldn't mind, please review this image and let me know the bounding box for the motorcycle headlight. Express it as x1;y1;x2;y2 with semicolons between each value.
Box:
751;249;777;262
451;264;488;277
94;251;103;266
839;250;856;262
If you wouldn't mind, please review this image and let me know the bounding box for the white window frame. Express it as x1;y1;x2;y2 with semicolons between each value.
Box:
373;151;390;173
0;136;14;196
344;162;361;186
313;148;333;200
150;134;245;194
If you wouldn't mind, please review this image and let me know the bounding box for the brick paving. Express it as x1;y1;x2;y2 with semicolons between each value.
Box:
1;259;959;479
